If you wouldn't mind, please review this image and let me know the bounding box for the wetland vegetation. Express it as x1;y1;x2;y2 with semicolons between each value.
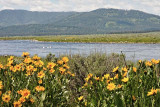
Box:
1;32;160;43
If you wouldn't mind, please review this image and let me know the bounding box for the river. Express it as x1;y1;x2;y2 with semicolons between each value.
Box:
0;40;159;61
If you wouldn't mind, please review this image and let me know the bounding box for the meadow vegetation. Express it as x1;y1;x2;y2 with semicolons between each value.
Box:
0;52;160;106
1;32;160;43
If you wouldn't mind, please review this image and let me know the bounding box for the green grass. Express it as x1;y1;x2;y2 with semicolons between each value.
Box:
0;53;130;75
1;32;160;43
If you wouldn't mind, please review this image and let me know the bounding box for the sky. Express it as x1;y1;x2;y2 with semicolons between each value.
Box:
0;0;160;15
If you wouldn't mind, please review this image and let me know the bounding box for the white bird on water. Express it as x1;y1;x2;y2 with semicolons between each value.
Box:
43;46;51;48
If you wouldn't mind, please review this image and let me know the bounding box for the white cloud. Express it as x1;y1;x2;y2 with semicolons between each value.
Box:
0;0;159;15
132;0;160;15
1;6;14;10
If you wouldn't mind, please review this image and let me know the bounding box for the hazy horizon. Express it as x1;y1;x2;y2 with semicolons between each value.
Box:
0;0;160;15
0;8;159;17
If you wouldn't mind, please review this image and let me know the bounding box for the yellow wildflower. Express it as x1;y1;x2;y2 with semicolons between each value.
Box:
122;67;128;72
104;74;110;79
59;67;66;74
62;57;69;63
0;81;3;89
7;60;13;66
82;83;88;88
151;59;159;64
63;64;70;69
85;77;90;82
78;96;83;101
13;101;22;107
38;79;42;84
132;96;136;101
133;67;137;72
57;60;63;65
39;60;44;67
84;73;93;82
123;72;127;77
26;65;34;71
49;69;55;73
71;73;75;77
33;60;44;67
17;90;23;94
22;52;29;57
94;76;100;81
19;97;26;103
88;73;93;78
24;58;32;64
32;55;41;61
35;86;45;92
147;88;157;96
114;74;119;79
20;89;30;99
67;71;75;76
106;80;110;84
37;71;45;78
67;71;72;75
85;102;87;106
2;94;11;103
107;82;116;91
112;66;119;73
110;78;113;80
0;63;3;69
121;77;129;83
30;98;35;104
90;81;93;85
139;79;142;82
8;56;14;61
117;84;122;89
14;64;21;71
43;67;46;71
47;62;56;69
7;91;11;94
139;60;142;63
101;77;104;81
145;61;152;66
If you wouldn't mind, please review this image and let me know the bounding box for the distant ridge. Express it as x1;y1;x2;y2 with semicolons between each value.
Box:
0;8;160;36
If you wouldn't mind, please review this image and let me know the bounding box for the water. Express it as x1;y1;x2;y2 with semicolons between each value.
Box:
0;40;160;61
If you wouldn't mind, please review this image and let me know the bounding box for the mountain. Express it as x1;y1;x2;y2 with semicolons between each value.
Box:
0;8;160;36
0;9;74;26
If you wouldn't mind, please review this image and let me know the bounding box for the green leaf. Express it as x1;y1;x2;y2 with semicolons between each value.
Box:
114;93;124;107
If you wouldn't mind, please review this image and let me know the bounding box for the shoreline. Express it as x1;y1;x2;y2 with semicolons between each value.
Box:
0;32;160;44
0;38;159;44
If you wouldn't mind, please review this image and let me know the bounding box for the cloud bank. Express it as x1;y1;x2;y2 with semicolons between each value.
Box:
0;0;160;15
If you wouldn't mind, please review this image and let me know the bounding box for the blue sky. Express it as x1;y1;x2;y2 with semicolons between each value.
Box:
0;0;160;15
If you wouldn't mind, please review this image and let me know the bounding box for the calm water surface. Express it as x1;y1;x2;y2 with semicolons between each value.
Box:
0;40;160;61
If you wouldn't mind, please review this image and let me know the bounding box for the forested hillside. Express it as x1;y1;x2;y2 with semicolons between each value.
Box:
0;8;160;36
